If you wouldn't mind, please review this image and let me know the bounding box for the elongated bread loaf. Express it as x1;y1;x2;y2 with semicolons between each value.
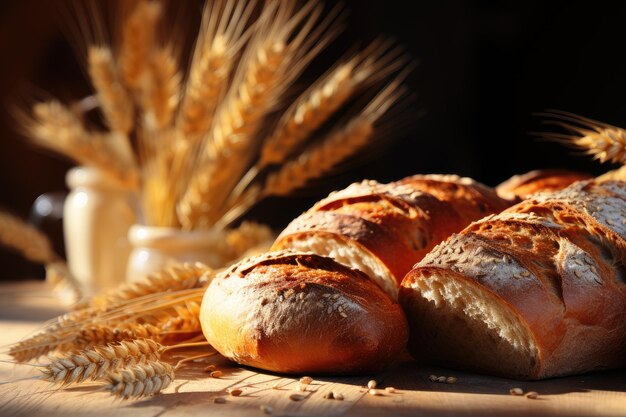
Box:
496;169;592;202
273;175;510;299
400;179;626;379
200;250;408;374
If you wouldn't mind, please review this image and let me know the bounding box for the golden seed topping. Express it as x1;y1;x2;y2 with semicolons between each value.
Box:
385;387;396;393
260;404;273;414
436;376;447;383
228;388;242;396
295;384;306;392
204;365;216;372
340;312;348;318
521;271;530;277
290;393;305;401
368;388;382;396
300;376;313;385
334;392;344;400
323;392;334;400
214;397;226;404
367;380;377;389
429;375;438;382
210;370;223;378
526;391;539;399
331;294;340;300
322;293;331;298
446;377;457;384
510;387;524;396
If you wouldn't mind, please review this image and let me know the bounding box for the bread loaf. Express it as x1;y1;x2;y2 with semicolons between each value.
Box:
273;175;510;299
496;169;592;202
200;250;408;374
400;179;626;379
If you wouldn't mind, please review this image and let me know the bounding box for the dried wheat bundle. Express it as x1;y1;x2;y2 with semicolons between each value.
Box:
540;110;626;165
20;0;409;232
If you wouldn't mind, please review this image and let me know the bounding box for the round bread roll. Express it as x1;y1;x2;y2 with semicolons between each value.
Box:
200;250;408;374
495;169;592;202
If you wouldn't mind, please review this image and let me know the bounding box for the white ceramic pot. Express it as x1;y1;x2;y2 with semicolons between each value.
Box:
126;225;225;282
63;166;137;294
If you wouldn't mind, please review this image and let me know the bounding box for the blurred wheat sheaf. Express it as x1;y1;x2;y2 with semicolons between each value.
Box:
18;0;412;232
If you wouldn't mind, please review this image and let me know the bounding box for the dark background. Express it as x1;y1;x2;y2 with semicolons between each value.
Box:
1;0;625;278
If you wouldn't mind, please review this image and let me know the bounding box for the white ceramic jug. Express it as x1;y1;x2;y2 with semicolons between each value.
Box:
63;166;137;294
126;225;225;282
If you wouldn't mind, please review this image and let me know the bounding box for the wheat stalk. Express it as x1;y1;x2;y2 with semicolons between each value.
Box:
88;46;135;134
105;360;174;398
9;332;65;362
177;0;254;138
0;210;56;264
41;339;163;386
73;323;163;350
178;1;335;229
24;101;138;187
539;110;626;165
92;262;212;308
218;77;406;227
118;0;161;91
256;40;402;171
142;47;181;130
159;301;201;332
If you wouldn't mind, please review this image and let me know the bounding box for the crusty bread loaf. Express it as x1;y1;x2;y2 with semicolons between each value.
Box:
200;250;408;374
400;179;626;379
273;175;510;299
496;169;592;202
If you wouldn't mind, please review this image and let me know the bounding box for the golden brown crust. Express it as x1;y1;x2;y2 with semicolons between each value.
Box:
200;250;408;375
274;175;510;294
496;169;592;202
401;179;626;379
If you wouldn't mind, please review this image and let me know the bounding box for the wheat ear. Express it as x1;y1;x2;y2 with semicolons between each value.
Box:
72;323;163;350
41;339;162;386
539;110;626;165
105;360;174;398
142;47;181;130
256;39;403;170
159;301;202;332
177;0;254;138
0;210;56;264
24;101;138;187
218;78;406;228
118;0;161;91
87;46;134;134
178;1;336;229
92;262;212;308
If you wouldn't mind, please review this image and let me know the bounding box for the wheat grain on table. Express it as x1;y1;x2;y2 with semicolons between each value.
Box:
0;281;624;417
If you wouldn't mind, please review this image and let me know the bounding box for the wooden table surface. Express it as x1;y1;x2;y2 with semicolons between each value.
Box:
1;281;625;417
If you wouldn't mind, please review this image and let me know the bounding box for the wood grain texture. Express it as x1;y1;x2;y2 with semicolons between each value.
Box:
1;282;625;417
